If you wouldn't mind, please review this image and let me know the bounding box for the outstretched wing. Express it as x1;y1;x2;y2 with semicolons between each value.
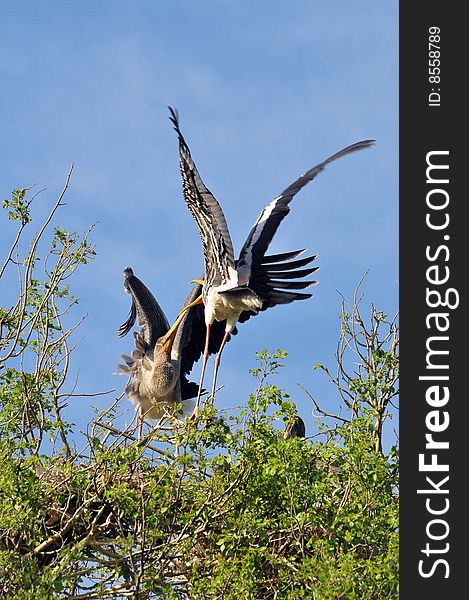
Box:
172;246;317;388
236;139;375;286
117;267;169;348
237;249;319;325
174;248;318;379
169;107;238;290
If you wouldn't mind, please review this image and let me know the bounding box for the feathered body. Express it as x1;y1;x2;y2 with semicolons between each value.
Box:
116;268;230;427
116;268;190;422
118;333;183;421
283;415;306;439
203;285;263;332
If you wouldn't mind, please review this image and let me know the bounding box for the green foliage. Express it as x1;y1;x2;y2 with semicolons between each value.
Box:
0;179;399;598
1;177;96;458
314;280;399;454
1;359;398;598
2;187;32;224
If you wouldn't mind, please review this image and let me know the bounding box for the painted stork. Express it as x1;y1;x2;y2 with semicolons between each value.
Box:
168;108;374;414
116;267;227;436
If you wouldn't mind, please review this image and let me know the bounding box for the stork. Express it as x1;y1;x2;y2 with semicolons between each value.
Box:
283;415;306;439
116;267;228;436
169;108;374;414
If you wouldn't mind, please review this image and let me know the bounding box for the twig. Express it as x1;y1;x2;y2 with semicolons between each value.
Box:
298;384;349;423
93;421;173;458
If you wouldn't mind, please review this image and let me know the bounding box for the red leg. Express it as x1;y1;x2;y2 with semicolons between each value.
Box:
191;323;211;419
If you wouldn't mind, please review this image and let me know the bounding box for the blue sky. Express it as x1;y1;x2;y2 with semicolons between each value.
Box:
1;2;398;449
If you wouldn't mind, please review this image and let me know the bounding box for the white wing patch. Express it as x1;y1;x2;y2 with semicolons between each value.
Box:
237;196;280;285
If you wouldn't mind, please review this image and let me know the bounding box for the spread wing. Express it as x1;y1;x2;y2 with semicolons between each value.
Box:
116;270;214;401
174;248;318;373
169;107;238;290
237;249;319;325
117;267;169;348
236;139;375;286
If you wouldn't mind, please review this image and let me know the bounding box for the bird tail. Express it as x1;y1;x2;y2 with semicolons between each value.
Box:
180;378;206;401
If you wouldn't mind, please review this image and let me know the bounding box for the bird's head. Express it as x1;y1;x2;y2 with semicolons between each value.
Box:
283;415;306;439
157;308;187;356
157;328;177;356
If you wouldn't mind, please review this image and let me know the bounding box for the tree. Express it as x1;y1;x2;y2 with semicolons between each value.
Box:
0;178;398;599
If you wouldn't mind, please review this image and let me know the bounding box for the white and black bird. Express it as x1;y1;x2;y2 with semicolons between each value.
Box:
169;108;374;412
116;267;230;436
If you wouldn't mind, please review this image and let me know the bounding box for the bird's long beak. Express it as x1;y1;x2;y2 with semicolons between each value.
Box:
160;294;204;354
160;317;182;355
176;293;203;317
190;278;204;285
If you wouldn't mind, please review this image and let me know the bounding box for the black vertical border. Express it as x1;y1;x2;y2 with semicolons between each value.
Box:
400;3;464;598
